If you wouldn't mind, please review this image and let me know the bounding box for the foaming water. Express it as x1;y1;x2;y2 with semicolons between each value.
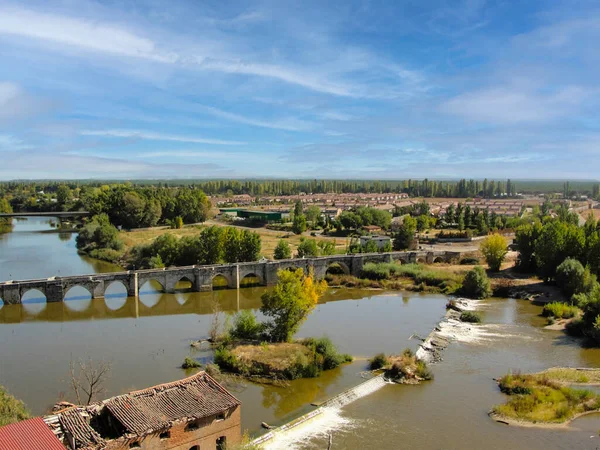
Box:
258;375;388;449
263;408;357;450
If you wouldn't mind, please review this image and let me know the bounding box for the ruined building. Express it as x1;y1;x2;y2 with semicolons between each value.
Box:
43;372;241;450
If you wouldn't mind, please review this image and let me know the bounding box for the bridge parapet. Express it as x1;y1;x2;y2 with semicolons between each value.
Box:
0;251;458;304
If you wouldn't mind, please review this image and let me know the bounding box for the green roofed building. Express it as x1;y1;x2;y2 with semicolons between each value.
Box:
220;208;283;222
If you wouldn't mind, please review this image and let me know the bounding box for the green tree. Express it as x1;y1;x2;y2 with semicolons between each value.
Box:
305;205;321;226
297;238;319;258
480;234;508;271
515;222;542;272
274;239;292;260
393;216;416;250
292;201;307;234
76;214;123;252
0;385;30;426
461;266;492;299
239;230;261;262
260;269;327;342
151;233;181;266
222;227;241;263
362;239;378;253
198;226;223;264
56;184;72;207
318;240;336;256
555;258;597;299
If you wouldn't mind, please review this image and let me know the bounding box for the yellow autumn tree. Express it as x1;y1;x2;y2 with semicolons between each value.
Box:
261;268;327;342
480;233;508;272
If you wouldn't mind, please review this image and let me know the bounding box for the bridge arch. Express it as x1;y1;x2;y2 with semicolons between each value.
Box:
175;276;194;292
433;256;444;264
104;280;128;299
416;257;426;264
240;272;263;287
393;257;408;265
64;285;93;302
139;279;165;294
325;262;350;276
21;288;47;304
212;273;231;290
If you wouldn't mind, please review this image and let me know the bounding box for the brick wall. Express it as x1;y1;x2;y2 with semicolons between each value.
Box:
104;406;241;450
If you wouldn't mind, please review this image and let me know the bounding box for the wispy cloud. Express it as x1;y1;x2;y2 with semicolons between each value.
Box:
196;104;313;131
80;129;245;145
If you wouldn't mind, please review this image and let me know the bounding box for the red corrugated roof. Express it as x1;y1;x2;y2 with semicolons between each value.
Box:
0;417;66;450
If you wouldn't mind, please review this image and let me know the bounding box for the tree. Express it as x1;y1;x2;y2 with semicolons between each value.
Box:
515;222;542;272
222;227;241;263
260;269;327;342
393;216;416;250
480;234;508;271
305;206;321;226
198;226;223;264
239;230;261;262
297;238;319;258
461;266;492;299
76;214;123;252
56;184;72;207
362;239;378;253
69;357;112;405
274;239;292;260
292;212;307;234
318;240;336;256
556;258;596;299
0;385;29;426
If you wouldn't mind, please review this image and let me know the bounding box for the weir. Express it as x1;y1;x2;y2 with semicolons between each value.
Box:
253;374;387;447
0;251;459;304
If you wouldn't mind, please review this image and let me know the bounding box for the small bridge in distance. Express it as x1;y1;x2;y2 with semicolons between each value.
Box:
0;251;460;304
0;211;91;218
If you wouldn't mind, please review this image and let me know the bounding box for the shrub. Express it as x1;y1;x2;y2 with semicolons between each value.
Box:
556;258;597;300
273;239;292;260
542;302;579;319
460;311;482;323
361;262;391;280
460;257;479;265
0;385;30;426
369;353;390;370
229;310;266;341
181;357;201;369
480;234;508;272
213;348;238;372
88;248;122;263
461;266;492;299
303;337;352;371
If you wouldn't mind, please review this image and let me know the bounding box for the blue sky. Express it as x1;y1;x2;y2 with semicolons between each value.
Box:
0;0;598;180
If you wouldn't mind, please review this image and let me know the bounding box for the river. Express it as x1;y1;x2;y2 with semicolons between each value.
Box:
1;217;599;449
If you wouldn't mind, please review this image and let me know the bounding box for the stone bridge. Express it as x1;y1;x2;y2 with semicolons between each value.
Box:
0;251;459;304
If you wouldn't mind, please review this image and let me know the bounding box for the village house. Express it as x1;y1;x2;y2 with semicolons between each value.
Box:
0;417;67;450
361;224;383;234
43;372;241;450
360;235;392;250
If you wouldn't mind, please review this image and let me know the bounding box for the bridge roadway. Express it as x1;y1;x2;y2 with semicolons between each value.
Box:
0;251;460;304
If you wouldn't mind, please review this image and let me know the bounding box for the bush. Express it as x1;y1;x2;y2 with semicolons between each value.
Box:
0;385;30;426
303;337;353;371
542;302;579;319
461;266;492;299
229;310;266;341
460;311;482;323
181;357;201;369
361;262;391;280
88;248;122;263
213;347;239;372
556;258;597;300
369;353;390;370
460;257;480;265
480;234;508;272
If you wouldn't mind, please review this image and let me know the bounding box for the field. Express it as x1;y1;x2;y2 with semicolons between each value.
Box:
118;221;347;259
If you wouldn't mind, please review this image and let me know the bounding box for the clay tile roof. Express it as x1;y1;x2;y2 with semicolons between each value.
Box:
105;372;240;435
59;408;106;449
0;417;66;450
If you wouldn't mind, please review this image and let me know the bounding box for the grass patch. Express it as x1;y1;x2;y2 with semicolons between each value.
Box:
460;311;482;323
384;349;433;383
369;353;390;370
214;337;352;381
181;357;202;369
493;372;600;424
539;368;600;384
355;263;462;294
542;302;580;319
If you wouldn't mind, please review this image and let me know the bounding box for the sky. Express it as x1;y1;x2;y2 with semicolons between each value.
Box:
0;0;599;180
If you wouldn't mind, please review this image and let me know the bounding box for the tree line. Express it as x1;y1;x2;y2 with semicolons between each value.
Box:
129;226;261;269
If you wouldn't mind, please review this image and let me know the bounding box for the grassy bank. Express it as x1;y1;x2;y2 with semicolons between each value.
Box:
214;337;352;382
368;348;432;384
327;262;463;294
491;370;600;426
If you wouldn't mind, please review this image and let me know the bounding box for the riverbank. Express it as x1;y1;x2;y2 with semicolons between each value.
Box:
490;368;600;428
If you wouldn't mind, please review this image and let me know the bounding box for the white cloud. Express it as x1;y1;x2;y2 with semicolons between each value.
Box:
80;129;245;145
197;105;313;131
439;86;587;124
0;7;176;63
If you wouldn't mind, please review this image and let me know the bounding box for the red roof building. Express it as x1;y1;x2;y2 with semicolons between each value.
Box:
0;417;66;450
